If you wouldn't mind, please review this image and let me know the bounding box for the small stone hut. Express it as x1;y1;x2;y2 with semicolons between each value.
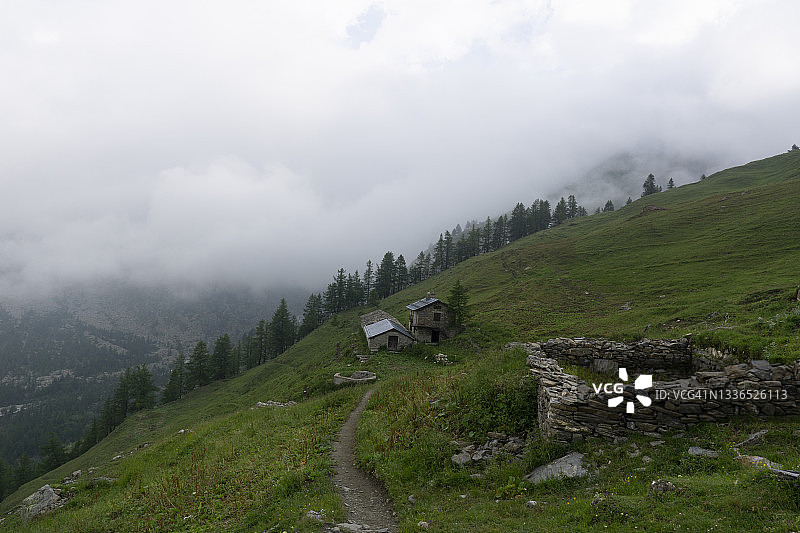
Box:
406;293;452;344
360;311;415;353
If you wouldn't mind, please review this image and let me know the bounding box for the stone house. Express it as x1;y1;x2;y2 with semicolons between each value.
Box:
406;293;452;344
360;310;415;353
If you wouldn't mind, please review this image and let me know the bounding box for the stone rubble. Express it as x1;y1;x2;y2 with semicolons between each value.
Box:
255;400;297;408
688;447;718;458
450;432;527;467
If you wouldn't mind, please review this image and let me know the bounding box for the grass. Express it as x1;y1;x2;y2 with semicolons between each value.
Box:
354;345;800;532
3;150;800;531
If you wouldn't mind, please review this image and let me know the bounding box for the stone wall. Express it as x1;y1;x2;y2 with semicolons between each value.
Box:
508;340;800;444
511;337;695;377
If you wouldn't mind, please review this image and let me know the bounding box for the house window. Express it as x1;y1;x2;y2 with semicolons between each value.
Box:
433;312;441;322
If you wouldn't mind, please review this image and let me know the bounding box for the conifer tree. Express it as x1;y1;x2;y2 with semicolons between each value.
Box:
374;252;396;298
641;173;662;196
40;433;66;473
432;234;445;273
410;251;426;284
269;298;296;356
482;217;493;253
395;255;409;291
567;195;578;218
161;352;186;403
362;261;374;302
668;178;675;189
509;202;528;241
211;334;233;380
298;293;323;338
187;341;211;389
553;197;568;225
13;454;34;488
443;231;454;270
626;196;633;205
448;280;470;328
129;365;157;411
491;215;507;250
603;200;615;212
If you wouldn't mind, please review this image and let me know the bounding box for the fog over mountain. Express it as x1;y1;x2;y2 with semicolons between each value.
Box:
2;1;799;297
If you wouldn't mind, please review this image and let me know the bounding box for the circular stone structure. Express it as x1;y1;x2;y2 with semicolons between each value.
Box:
333;370;377;386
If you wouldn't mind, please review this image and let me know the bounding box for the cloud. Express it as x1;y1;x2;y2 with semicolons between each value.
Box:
1;0;799;295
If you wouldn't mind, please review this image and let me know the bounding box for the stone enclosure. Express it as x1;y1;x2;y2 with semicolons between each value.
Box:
507;338;800;443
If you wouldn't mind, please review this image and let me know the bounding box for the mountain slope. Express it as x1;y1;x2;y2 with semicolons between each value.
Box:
2;150;799;531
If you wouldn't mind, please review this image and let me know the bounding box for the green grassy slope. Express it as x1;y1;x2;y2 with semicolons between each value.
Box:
380;150;800;359
2;151;799;532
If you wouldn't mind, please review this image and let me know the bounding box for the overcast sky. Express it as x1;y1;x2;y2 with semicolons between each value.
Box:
2;0;799;296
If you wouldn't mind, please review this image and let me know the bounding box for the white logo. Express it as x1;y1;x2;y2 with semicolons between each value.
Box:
605;368;652;413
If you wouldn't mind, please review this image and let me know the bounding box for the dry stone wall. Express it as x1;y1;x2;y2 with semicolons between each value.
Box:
507;340;800;444
524;337;695;376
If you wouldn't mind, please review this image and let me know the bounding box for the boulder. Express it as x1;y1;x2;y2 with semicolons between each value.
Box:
20;485;65;519
524;452;588;484
688;447;718;458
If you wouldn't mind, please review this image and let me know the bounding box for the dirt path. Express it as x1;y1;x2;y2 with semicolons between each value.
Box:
326;387;397;533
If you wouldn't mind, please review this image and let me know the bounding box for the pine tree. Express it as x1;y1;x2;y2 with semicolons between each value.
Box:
567;195;578;218
491;215;507;250
395;255;409;291
211;334;233;380
374;252;396;298
432;234;445;273
641;173;662;196
363;261;374;303
509;202;528;241
40;433;66;473
161;352;186;403
443;231;454;270
482;217;493;253
448;280;470;328
269;298;296;356
112;368;132;420
530;199;551;231
603;200;615;212
13;454;34;488
187;341;211;389
129;365;157;411
667;178;675;189
410;251;426;284
553;197;568;225
298;293;323;338
626;196;633;205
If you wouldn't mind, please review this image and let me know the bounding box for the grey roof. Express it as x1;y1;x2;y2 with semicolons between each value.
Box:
406;296;441;311
363;319;414;339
